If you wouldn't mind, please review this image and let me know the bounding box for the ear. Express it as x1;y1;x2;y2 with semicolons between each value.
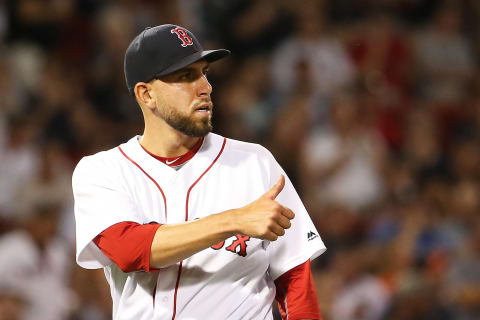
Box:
134;82;156;111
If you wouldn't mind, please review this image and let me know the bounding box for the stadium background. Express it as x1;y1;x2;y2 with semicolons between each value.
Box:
1;0;480;319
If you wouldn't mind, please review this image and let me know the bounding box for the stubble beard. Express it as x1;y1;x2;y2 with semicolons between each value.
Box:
160;105;212;137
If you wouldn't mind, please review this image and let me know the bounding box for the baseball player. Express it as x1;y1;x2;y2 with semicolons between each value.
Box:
73;24;326;320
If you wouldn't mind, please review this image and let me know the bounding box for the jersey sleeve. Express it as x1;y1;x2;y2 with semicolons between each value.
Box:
274;260;322;320
94;221;162;273
72;155;145;269
261;148;326;280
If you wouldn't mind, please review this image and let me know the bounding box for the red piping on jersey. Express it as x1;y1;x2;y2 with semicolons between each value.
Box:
117;146;167;220
117;146;166;308
152;281;158;307
171;137;227;320
185;138;227;221
171;260;183;320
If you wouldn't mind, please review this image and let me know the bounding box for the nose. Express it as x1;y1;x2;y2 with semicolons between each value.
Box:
197;74;212;97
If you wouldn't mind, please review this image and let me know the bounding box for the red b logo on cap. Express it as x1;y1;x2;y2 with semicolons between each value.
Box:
171;27;193;47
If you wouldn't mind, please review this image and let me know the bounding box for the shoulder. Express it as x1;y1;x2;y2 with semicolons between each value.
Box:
211;134;280;188
219;134;275;162
73;147;120;179
72;138;136;186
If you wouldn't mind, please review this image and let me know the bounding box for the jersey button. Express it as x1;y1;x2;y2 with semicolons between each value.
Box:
162;296;169;303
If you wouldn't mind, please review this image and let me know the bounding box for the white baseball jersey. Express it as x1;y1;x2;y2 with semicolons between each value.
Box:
73;133;326;320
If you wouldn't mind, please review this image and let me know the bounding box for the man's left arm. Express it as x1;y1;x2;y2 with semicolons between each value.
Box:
274;259;321;320
259;147;325;320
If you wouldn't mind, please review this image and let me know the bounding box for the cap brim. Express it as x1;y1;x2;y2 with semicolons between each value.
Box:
155;49;230;78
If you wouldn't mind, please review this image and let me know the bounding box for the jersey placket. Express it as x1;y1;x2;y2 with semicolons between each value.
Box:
152;183;184;319
160;137;226;319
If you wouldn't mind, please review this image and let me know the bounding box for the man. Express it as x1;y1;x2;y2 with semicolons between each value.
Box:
73;24;326;320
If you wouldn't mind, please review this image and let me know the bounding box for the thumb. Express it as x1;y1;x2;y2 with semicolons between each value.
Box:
263;175;285;200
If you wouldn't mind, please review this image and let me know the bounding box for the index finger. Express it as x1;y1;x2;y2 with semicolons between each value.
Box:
279;205;295;220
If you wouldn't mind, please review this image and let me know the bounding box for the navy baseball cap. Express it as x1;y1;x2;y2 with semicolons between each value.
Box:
124;24;230;95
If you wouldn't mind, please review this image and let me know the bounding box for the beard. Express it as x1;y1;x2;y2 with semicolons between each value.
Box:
159;104;212;137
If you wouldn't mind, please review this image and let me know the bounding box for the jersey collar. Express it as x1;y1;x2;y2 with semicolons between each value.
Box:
140;137;204;168
119;133;225;186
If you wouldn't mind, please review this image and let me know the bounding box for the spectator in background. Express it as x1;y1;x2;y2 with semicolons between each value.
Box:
13;140;75;244
0;287;25;320
266;94;313;186
448;137;480;181
330;246;391;320
214;55;274;141
7;0;75;49
375;200;453;320
70;266;112;320
0;118;38;222
5;41;45;114
345;11;413;153
414;3;477;106
347;11;413;100
271;1;355;112
204;0;296;58
446;217;480;320
0;56;16;119
443;180;480;249
0;201;73;320
403;107;445;180
301;89;386;212
86;4;135;121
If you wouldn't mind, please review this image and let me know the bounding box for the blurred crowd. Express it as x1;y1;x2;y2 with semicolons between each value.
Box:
1;0;480;319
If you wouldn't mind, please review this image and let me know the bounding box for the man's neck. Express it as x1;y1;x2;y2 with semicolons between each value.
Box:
140;122;201;158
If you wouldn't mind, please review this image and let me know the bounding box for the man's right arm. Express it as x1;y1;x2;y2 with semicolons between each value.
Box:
94;175;294;271
150;175;293;268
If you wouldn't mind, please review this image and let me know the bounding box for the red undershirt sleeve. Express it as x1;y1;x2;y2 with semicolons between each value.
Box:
274;260;322;320
93;221;162;273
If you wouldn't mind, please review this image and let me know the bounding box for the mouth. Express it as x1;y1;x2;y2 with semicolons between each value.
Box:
193;103;212;113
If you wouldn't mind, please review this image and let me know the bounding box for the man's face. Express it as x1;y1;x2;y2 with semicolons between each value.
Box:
149;60;213;137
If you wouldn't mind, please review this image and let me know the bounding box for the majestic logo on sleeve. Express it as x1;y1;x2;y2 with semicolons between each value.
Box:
171;27;193;47
211;234;251;257
307;231;318;241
